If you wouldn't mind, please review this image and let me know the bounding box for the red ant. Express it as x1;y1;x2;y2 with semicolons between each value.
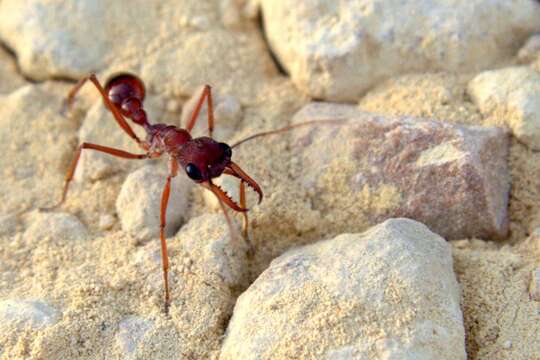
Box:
45;73;342;314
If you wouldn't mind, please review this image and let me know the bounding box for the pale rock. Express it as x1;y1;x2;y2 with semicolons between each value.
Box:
180;86;243;141
517;34;540;63
176;214;249;289
530;268;540;301
75;96;158;181
220;219;465;359
0;300;60;330
261;0;540;101
0;47;24;94
468;66;540;150
0;1;277;102
25;212;88;241
116;164;193;241
98;213;115;231
115;316;154;358
0;83;76;214
291;102;510;240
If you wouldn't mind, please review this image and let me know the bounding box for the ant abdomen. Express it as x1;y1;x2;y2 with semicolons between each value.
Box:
105;73;148;125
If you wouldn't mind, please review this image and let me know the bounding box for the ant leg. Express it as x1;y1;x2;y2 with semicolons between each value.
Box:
66;74;142;144
159;160;178;315
239;181;255;257
185;85;214;138
44;142;148;210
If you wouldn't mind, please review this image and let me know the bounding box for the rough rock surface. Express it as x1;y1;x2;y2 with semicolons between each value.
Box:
0;83;77;215
0;0;278;102
116;164;193;242
176;214;249;289
261;0;540;101
517;34;540;64
220;219;465;359
468;66;540;150
0;47;25;94
291;102;510;240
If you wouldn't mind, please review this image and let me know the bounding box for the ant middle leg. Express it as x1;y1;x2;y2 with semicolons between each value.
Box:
185;85;214;138
65;74;143;144
44;142;148;210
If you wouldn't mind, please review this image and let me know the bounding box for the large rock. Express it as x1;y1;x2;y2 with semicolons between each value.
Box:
116;164;193;241
0;0;277;102
290;102;510;240
0;83;77;215
0;47;25;94
468;66;540;150
261;0;540;101
220;219;465;359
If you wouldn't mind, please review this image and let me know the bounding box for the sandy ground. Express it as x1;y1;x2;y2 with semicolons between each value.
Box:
0;2;539;359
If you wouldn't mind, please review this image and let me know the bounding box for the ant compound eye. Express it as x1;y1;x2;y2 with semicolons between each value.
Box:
219;142;232;158
185;163;203;181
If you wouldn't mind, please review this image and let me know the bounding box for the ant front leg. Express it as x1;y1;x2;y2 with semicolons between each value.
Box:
159;159;179;314
66;74;143;144
185;85;214;138
44;143;148;210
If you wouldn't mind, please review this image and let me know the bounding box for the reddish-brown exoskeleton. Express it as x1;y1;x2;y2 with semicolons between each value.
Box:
47;73;343;314
47;73;265;314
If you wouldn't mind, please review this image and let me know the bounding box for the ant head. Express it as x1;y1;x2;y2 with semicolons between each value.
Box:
177;137;263;211
178;137;231;182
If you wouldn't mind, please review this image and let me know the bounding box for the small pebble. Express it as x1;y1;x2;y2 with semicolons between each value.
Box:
502;340;512;349
98;214;116;231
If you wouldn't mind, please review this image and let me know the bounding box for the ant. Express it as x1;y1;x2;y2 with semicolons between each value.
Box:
45;73;342;314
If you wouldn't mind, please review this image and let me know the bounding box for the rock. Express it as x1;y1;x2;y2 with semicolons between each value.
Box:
176;214;249;289
261;0;540;101
0;83;77;215
98;213;115;231
75;96;159;182
180;86;243;141
0;47;25;94
290;102;510;240
25;212;88;241
0;300;60;330
468;66;540;150
115;316;154;358
517;34;540;63
0;0;277;102
116;164;193;241
530;268;540;301
453;242;540;359
220;219;465;359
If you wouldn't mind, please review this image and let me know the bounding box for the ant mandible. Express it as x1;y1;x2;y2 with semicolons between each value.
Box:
46;73;342;314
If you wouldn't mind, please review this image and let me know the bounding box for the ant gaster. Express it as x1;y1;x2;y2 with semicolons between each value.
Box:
46;73;343;314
